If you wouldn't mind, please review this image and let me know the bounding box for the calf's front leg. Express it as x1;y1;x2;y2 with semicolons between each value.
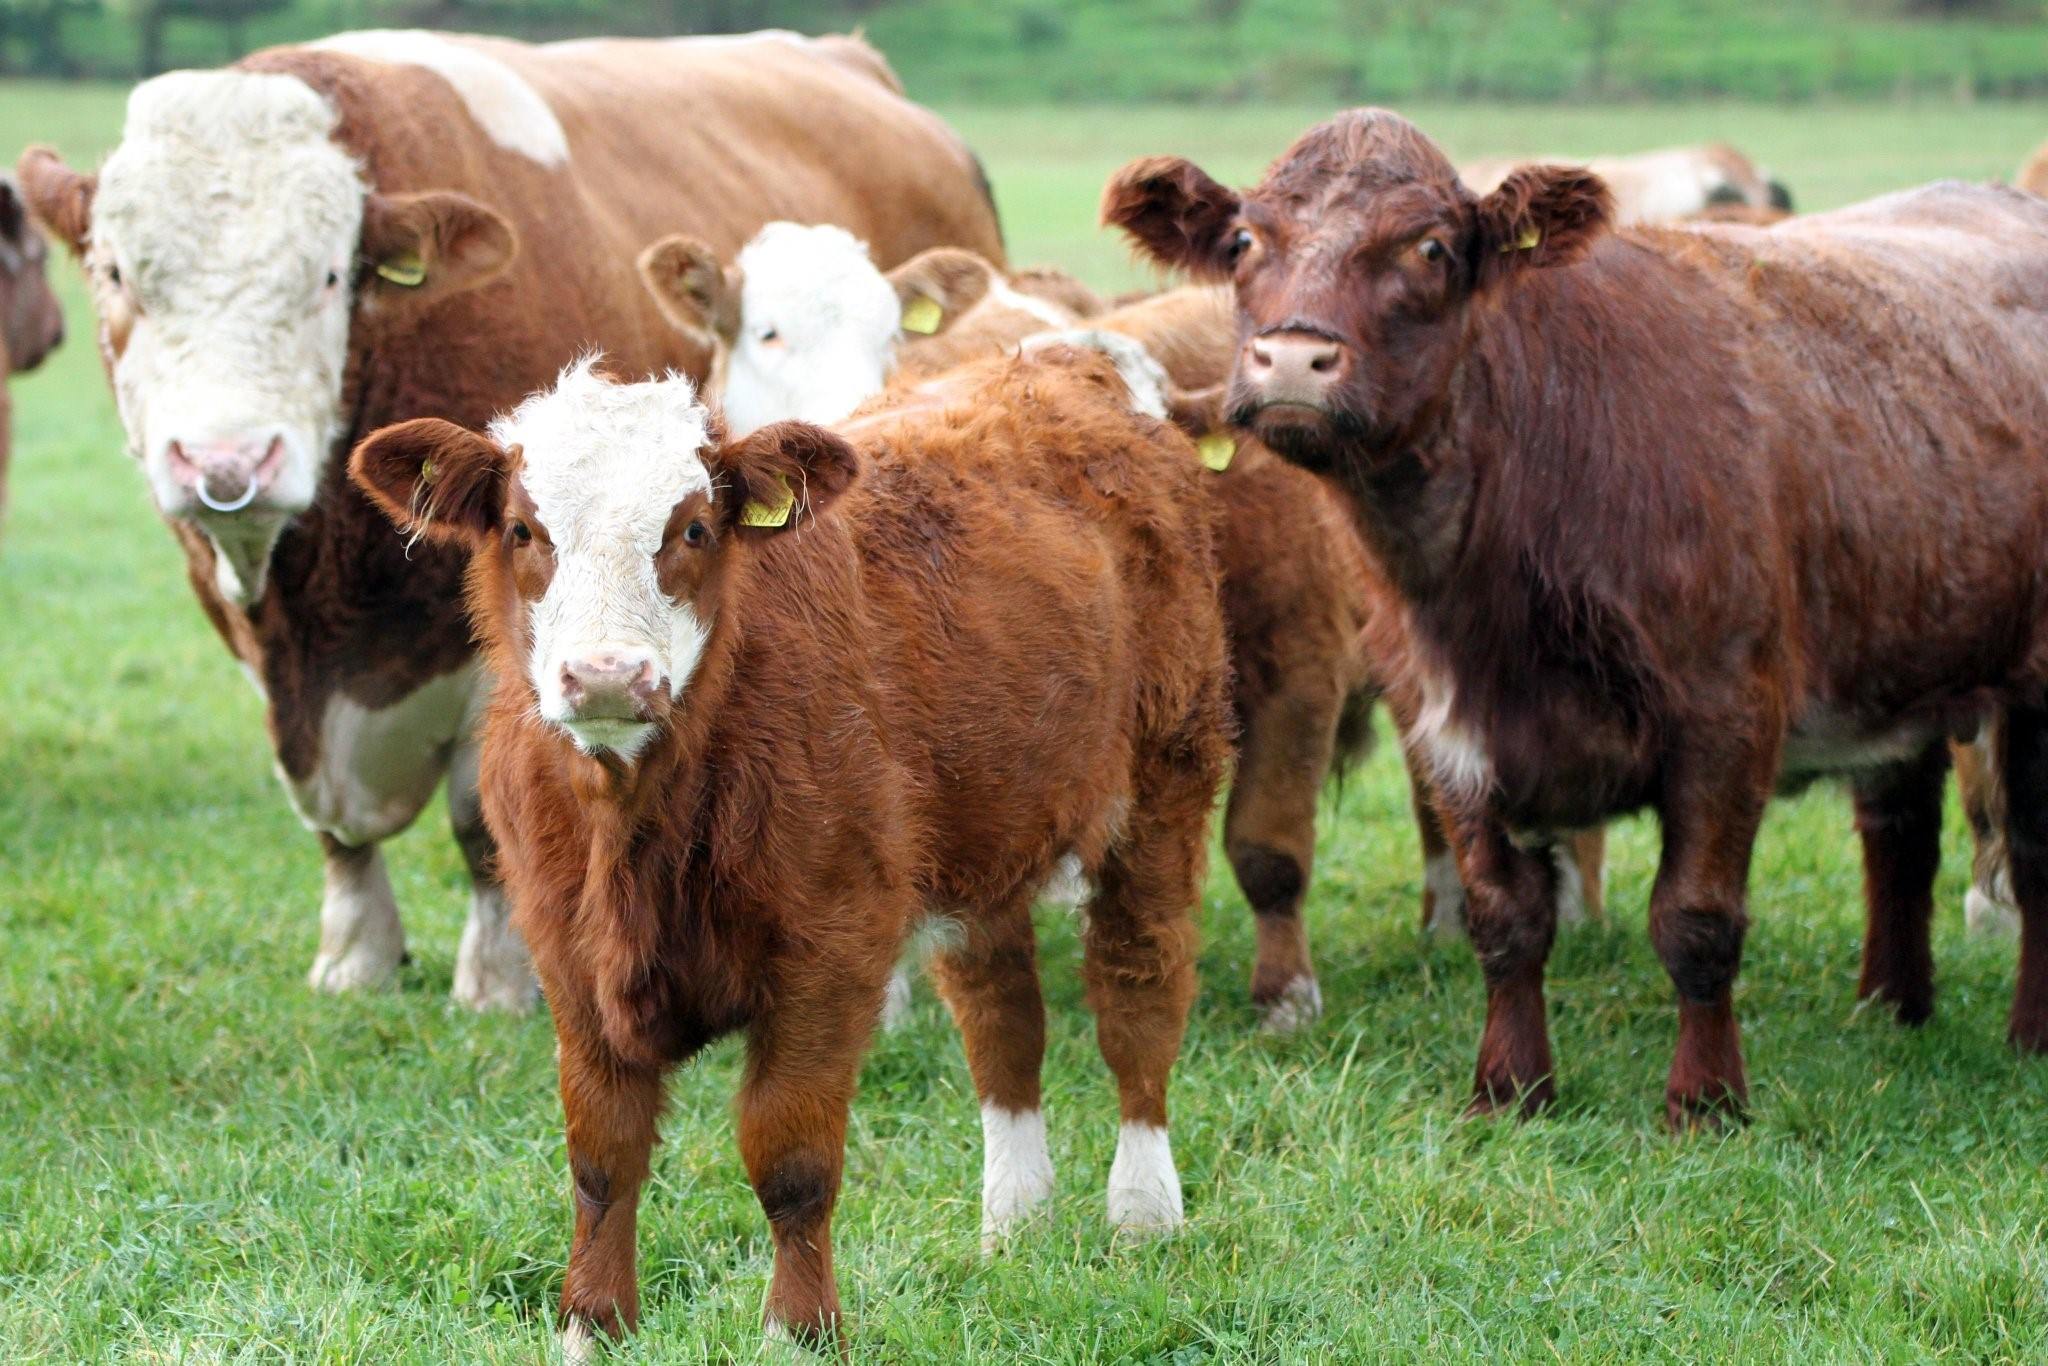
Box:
1456;820;1562;1117
1997;706;2048;1051
555;1017;664;1359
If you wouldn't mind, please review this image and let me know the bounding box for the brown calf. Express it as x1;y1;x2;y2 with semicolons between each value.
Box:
1106;108;2048;1128
0;174;63;527
350;350;1230;1351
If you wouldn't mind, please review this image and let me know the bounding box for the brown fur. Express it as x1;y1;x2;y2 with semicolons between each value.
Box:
0;175;63;528
349;348;1230;1347
1107;107;2048;1128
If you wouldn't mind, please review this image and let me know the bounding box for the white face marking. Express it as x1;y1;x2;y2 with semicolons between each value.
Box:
1106;1122;1182;1234
310;31;569;166
979;1105;1055;1249
1409;664;1493;806
493;360;717;757
1020;329;1170;419
720;222;901;436
1422;851;1467;937
307;842;404;994
92;71;363;597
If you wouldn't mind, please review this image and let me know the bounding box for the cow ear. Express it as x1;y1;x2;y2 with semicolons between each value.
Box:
349;417;509;545
638;234;740;348
359;191;516;306
1473;165;1612;283
1101;155;1242;280
15;147;94;256
708;420;858;537
884;246;995;336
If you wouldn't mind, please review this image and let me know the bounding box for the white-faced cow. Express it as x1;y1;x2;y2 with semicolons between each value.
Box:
1461;142;1793;225
17;30;1003;1009
350;352;1230;1352
1106;108;2048;1128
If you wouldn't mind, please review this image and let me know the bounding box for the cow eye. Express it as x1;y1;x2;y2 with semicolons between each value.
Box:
1227;228;1255;262
1418;238;1447;264
682;520;708;548
108;263;122;287
510;520;532;546
325;269;341;289
758;326;781;346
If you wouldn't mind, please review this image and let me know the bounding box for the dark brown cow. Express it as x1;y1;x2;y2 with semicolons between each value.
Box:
18;31;1002;1010
1106;108;2048;1127
350;350;1229;1352
0;174;64;527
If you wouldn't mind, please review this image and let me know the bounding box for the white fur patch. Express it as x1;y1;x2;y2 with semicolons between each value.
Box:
1259;976;1323;1034
1409;668;1493;805
306;842;404;993
989;276;1076;329
279;662;484;847
1966;879;2020;937
560;1316;596;1366
493;360;717;752
1552;843;1589;926
1020;328;1170;419
311;30;569;166
879;967;913;1030
1107;1122;1182;1233
1038;854;1091;910
721;222;900;435
92;70;361;572
1423;851;1467;937
980;1105;1055;1248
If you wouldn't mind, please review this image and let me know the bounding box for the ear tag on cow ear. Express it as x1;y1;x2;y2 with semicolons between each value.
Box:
419;458;435;485
1196;433;1236;472
1505;226;1542;254
376;252;427;287
739;474;796;529
901;295;943;335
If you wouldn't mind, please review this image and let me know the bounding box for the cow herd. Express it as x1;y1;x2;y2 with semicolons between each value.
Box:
8;24;2048;1356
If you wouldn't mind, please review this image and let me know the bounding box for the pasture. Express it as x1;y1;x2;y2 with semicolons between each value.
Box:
3;85;2047;1360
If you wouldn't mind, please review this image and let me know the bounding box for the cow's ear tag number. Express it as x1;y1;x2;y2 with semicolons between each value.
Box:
901;296;943;335
1196;433;1236;472
740;475;795;528
376;253;427;287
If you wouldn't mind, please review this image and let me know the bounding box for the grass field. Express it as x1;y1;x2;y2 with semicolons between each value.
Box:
4;87;2048;1361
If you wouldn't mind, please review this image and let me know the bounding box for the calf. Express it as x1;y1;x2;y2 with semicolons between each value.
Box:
1106;109;2048;1126
0;174;64;527
641;224;1605;1025
349;351;1230;1350
1461;142;1793;225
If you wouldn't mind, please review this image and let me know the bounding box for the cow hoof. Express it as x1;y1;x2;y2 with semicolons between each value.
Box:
451;936;539;1014
1107;1123;1183;1235
1664;1087;1748;1133
1256;975;1323;1034
306;943;402;995
1965;885;2020;938
2009;1016;2048;1055
1465;1073;1555;1120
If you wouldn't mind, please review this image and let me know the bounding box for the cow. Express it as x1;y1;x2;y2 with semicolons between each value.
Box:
2019;137;2048;196
16;30;1004;1010
347;351;1231;1352
1103;108;2048;1129
0;174;65;527
638;222;1606;1028
1461;142;1793;225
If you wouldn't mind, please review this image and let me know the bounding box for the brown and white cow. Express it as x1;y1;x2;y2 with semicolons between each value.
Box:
349;352;1230;1352
639;223;1606;1029
0;174;65;528
1105;108;2048;1127
1461;142;1793;225
17;30;1002;1009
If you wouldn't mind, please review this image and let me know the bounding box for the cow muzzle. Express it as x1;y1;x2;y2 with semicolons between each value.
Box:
166;434;289;514
1240;330;1349;413
559;648;667;721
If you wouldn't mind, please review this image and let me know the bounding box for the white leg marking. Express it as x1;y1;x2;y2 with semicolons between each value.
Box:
980;1104;1055;1251
452;880;539;1013
1038;853;1091;911
1966;873;2020;938
879;966;913;1031
1423;852;1467;938
1107;1122;1182;1234
306;843;405;993
1552;844;1588;927
1259;975;1324;1034
560;1316;597;1365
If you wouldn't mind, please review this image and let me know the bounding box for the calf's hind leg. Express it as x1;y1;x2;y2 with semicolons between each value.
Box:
1996;707;2048;1051
1853;742;1945;1025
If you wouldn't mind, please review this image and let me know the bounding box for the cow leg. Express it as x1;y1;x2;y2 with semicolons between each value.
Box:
1082;810;1202;1235
1648;735;1773;1130
1955;731;2020;936
1853;742;1946;1025
1557;827;1607;925
1996;706;2048;1052
447;740;538;1013
1224;682;1340;1031
556;1021;664;1358
1410;763;1468;936
1460;821;1561;1117
739;986;882;1348
928;899;1052;1249
305;833;405;993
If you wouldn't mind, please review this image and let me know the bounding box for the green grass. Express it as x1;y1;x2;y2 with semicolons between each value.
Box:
5;87;2048;1360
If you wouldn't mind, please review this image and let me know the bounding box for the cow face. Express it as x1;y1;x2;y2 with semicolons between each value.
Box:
1102;109;1611;477
349;360;857;761
16;70;513;602
0;177;63;374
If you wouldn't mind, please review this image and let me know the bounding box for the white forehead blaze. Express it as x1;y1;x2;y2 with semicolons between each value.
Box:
722;221;901;435
491;360;718;753
309;30;569;166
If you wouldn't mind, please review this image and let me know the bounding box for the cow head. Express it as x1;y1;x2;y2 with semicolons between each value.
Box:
349;359;856;762
0;176;63;375
16;69;513;602
1102;109;1611;477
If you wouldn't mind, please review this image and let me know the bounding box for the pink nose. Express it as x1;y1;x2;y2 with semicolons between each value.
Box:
166;435;287;512
560;650;664;715
1241;332;1347;408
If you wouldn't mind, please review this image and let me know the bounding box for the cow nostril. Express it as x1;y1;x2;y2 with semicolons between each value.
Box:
1247;343;1273;370
1310;349;1340;374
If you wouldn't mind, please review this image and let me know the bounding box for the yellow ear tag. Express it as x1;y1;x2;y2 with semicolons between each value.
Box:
1506;226;1542;253
376;253;426;287
419;458;435;485
1196;433;1236;472
739;475;795;529
901;295;943;335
